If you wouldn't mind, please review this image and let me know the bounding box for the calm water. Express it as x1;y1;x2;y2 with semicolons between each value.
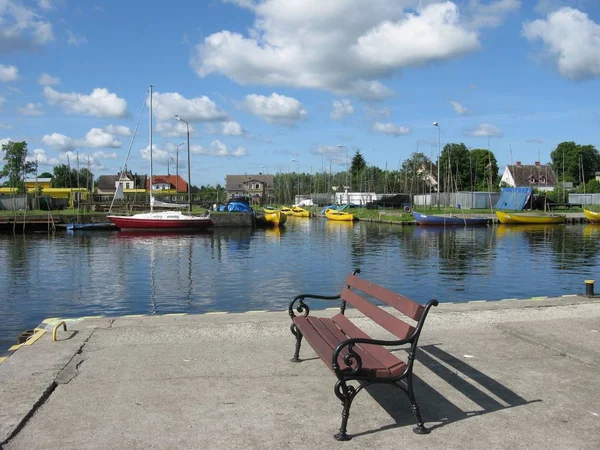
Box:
1;219;599;351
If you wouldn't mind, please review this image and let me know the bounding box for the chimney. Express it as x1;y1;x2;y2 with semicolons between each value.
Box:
534;161;540;166
516;161;522;167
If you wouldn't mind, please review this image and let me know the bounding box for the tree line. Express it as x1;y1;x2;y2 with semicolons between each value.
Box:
2;140;600;202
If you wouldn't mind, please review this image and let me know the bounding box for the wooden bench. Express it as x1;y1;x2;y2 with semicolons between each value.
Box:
288;269;438;441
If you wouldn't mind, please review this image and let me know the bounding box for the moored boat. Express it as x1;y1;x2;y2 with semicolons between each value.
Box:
262;207;287;226
495;210;566;225
291;206;311;217
412;211;490;226
280;206;293;216
583;209;600;224
325;209;354;221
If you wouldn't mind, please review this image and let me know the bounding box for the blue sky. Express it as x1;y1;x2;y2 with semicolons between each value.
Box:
1;0;599;186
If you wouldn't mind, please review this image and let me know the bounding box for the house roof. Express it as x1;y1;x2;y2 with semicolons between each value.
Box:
97;172;147;191
146;175;188;193
507;164;558;187
226;174;275;191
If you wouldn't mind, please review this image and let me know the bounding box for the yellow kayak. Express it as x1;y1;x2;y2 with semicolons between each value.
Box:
325;209;354;222
495;211;566;225
263;207;287;226
280;206;293;216
584;209;600;224
291;206;311;217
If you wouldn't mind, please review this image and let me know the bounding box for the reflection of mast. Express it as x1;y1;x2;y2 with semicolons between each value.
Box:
187;237;193;305
150;240;156;314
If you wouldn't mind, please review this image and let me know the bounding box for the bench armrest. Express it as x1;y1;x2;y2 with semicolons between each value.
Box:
289;293;341;318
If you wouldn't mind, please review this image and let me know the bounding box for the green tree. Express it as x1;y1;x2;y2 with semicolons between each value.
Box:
39;172;53;178
469;149;500;191
51;164;79;188
438;143;470;192
349;150;367;190
0;141;36;192
401;152;434;194
581;179;600;194
550;141;600;186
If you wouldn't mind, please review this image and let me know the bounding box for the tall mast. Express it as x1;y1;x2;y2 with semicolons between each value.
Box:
149;84;153;212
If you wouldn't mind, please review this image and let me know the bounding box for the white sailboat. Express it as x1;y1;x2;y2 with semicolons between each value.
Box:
107;85;212;230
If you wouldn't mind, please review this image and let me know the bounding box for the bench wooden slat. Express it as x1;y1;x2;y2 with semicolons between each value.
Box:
345;274;424;321
341;287;416;340
332;313;407;377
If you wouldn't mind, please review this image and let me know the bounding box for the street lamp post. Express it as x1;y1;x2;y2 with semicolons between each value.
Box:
175;115;191;214
433;122;440;207
176;141;185;197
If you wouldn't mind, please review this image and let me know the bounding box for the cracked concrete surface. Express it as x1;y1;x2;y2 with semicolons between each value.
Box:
1;298;599;450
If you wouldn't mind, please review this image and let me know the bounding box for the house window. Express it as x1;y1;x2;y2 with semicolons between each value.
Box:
126;183;130;189
540;176;546;184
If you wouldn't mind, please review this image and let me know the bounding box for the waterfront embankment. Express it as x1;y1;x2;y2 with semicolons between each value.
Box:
1;297;599;450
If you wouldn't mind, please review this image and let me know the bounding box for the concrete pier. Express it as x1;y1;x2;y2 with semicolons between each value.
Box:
1;297;599;449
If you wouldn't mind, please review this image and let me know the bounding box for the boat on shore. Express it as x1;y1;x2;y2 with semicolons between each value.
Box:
583;209;600;224
495;210;566;225
325;209;354;222
412;211;490;226
290;206;311;217
107;85;212;231
261;206;287;226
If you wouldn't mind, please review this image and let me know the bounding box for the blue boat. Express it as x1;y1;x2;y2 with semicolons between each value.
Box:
66;223;117;231
412;211;490;226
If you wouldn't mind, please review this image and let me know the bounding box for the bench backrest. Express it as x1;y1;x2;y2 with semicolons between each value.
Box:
342;274;425;340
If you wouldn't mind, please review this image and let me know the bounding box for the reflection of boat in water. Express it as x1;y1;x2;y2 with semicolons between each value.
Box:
495;211;566;225
325;209;354;221
584;209;600;224
263;226;282;243
67;222;116;231
584;224;600;237
495;224;561;238
412;211;490;226
114;229;213;239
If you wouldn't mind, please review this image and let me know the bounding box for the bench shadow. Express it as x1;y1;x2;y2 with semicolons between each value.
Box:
351;344;541;438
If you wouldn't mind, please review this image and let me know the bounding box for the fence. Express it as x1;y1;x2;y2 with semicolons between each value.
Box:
569;193;600;205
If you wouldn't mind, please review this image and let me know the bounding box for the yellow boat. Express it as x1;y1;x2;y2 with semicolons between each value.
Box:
263;207;287;226
495;210;566;225
280;206;293;216
584;209;600;224
325;209;354;222
290;206;311;217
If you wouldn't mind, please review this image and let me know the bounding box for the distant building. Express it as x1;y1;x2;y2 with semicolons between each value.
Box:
225;174;275;204
500;162;558;192
24;178;52;190
97;171;147;195
145;175;188;193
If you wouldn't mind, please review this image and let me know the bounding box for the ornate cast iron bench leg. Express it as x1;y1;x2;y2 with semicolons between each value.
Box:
334;380;356;441
290;323;303;362
407;372;430;435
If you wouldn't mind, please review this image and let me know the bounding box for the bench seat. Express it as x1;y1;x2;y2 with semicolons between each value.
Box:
293;314;407;378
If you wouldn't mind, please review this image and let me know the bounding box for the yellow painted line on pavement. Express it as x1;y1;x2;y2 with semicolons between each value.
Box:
8;344;22;351
122;314;146;318
326;307;338;310
531;297;548;301
204;312;228;315
469;300;487;303
41;317;59;324
0;356;7;364
22;330;45;346
501;298;519;301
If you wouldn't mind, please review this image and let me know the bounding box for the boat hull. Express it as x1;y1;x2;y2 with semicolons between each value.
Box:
412;211;490;226
584;209;600;224
107;212;213;230
262;208;287;226
494;211;566;224
291;207;310;217
325;209;354;221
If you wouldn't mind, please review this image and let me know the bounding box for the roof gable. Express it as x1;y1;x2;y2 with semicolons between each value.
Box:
507;164;558;187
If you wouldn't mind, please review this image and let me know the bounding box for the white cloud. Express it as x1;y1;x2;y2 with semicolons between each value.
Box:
0;137;12;147
38;72;60;85
18;102;45;116
0;65;19;82
27;148;60;166
38;0;54;11
191;140;247;157
372;122;411;136
330;99;354;120
449;100;470;115
221;121;244;135
192;1;494;99
364;105;391;118
466;0;521;28
155;121;196;138
523;7;600;80
42;132;75;151
309;144;345;163
0;1;55;52
465;123;503;137
91;151;118;160
151;92;228;122
42;128;122;150
66;30;87;47
140;144;170;164
83;128;121;148
0;123;13;129
105;124;132;137
44;86;128;118
244;93;307;125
